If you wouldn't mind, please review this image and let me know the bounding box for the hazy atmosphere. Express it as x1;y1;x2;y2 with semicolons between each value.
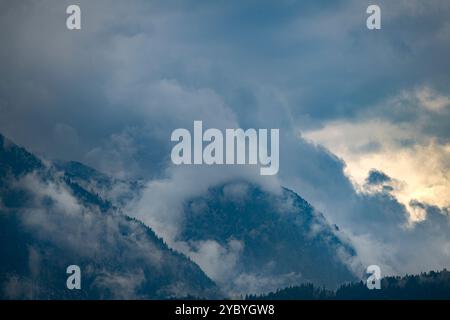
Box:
1;0;449;299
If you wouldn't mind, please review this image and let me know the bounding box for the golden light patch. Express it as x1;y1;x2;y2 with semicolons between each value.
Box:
303;120;450;221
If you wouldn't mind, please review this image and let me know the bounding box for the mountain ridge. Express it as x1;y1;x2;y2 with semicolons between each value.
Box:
177;181;359;294
0;132;360;298
0;133;220;299
247;269;450;300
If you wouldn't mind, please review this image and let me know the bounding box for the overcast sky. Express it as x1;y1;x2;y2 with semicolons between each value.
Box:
1;0;449;277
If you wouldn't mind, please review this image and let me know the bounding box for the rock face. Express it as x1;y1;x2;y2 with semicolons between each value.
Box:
0;134;219;299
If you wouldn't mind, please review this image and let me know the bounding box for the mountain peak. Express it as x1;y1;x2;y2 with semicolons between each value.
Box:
178;181;358;294
0;134;220;299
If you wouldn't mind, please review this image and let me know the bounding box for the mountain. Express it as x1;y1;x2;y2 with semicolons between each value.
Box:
177;182;359;295
0;133;219;299
249;269;450;300
0;132;359;299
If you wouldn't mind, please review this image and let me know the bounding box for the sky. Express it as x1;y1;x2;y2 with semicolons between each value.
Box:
1;0;450;280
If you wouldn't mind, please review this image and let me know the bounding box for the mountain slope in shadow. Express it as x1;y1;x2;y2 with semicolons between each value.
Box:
0;133;219;299
178;182;359;295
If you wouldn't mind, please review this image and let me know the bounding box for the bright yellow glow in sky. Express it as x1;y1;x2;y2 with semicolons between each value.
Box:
303;120;450;221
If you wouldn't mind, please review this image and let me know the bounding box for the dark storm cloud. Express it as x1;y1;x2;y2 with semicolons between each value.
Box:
1;0;449;157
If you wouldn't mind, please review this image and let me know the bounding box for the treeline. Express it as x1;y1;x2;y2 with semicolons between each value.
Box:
247;269;450;300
